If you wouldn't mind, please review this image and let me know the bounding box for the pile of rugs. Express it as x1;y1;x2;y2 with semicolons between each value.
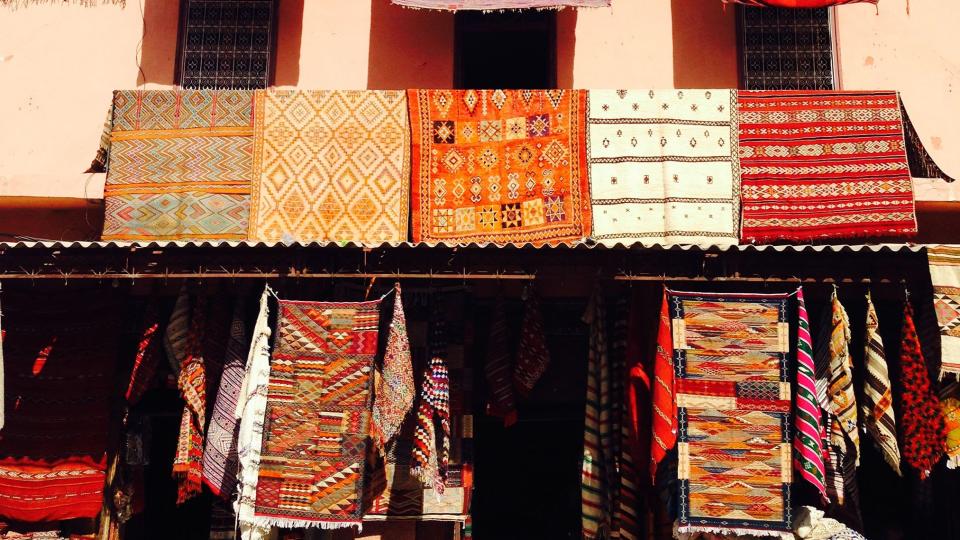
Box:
98;88;952;247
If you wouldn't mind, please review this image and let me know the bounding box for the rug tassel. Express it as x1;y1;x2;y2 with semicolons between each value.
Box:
675;523;794;540
253;516;361;532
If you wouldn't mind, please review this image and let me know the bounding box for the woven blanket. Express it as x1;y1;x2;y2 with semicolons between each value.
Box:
738;91;917;243
392;0;610;9
371;286;415;450
409;89;591;245
586;89;740;247
0;289;121;523
255;299;381;529
203;296;249;498
927;246;960;379
248;90;410;244
793;287;828;500
235;288;273;540
862;292;902;475
102;89;254;240
669;290;793;539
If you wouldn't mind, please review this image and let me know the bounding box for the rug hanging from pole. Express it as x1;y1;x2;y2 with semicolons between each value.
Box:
668;290;793;539
255;298;381;530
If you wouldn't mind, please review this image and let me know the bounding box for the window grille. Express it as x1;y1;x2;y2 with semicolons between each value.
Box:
739;6;836;90
177;0;276;89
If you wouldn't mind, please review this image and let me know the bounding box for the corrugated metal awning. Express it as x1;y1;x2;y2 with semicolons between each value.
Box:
0;240;927;253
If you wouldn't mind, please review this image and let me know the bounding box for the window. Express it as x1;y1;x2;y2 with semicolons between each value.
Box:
176;0;278;89
455;11;556;89
738;6;837;90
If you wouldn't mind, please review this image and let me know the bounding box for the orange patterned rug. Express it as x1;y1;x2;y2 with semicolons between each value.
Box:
248;90;410;244
408;90;591;245
255;299;382;529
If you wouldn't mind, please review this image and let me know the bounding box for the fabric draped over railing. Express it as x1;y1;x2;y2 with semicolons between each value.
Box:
98;88;952;246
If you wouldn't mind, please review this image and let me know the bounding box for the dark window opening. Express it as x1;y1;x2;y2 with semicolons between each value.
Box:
176;0;278;90
455;10;557;89
738;6;836;90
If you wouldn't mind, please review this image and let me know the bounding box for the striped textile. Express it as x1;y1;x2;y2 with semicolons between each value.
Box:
899;301;947;479
611;299;640;540
861;292;903;475
172;295;208;504
738;91;917;243
826;289;860;467
927;246;960;379
234;287;274;540
484;299;517;426
793;287;829;500
581;291;609;538
102;89;254;241
649;290;676;479
813;294;845;505
202;296;250;498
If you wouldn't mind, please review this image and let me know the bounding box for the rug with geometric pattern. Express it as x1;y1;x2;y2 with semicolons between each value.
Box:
408;89;591;245
738;90;917;243
668;290;794;539
248;90;410;244
102;89;254;240
255;299;382;529
928;245;960;378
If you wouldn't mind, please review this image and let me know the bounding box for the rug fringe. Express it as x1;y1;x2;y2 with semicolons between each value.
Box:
674;522;793;540
254;516;362;531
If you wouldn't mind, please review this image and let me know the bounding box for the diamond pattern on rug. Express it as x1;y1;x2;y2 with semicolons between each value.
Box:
249;90;410;244
255;299;381;528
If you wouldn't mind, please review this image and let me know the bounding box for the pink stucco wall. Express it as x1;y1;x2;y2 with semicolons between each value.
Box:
0;0;954;208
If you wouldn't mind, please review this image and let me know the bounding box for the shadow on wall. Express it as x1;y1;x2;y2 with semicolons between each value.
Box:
556;8;577;88
136;0;304;87
670;0;740;88
367;0;455;89
137;0;180;85
274;0;304;86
